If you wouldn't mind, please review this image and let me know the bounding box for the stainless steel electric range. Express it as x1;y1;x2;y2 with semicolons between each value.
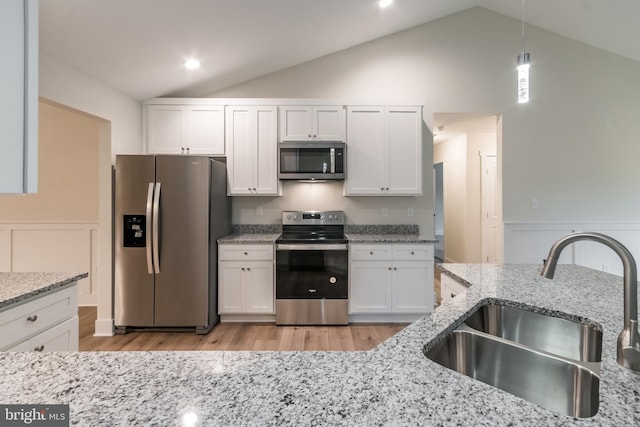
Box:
275;211;348;325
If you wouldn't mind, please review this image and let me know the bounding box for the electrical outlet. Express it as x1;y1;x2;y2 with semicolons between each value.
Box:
531;198;539;209
407;207;414;217
381;208;388;217
602;264;610;273
256;206;263;216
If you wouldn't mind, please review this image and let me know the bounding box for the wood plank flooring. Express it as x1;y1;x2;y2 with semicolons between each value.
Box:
79;307;407;352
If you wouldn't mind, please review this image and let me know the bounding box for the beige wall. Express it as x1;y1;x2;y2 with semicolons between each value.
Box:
0;100;99;222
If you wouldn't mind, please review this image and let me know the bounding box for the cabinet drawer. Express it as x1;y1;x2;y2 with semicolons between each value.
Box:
219;244;273;261
393;244;433;261
0;286;77;350
350;245;393;261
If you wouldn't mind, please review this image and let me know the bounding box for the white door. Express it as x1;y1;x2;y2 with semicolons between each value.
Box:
313;106;345;141
245;261;274;313
392;262;433;313
349;261;392;313
186;106;225;155
146;105;185;154
386;107;422;195
279;106;312;141
254;106;279;195
225;107;255;195
481;154;499;263
345;107;386;195
218;262;247;313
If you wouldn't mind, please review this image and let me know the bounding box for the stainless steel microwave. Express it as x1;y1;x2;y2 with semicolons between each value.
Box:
278;142;345;180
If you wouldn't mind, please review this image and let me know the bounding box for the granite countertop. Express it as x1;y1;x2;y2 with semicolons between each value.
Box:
217;233;281;244
217;224;438;244
0;272;88;311
345;233;437;244
1;264;638;425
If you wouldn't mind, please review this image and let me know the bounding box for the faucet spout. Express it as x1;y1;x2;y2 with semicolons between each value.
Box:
540;231;640;373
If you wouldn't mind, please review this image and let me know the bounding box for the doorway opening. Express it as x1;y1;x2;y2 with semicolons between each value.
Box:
432;113;502;263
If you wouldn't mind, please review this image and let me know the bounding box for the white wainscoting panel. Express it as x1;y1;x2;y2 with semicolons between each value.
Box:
0;223;98;305
504;222;640;277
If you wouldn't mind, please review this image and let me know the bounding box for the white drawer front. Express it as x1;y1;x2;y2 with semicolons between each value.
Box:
219;244;274;261
350;245;393;261
0;285;77;350
393;244;433;261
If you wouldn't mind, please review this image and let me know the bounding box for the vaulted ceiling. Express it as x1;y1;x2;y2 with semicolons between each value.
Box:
39;0;640;101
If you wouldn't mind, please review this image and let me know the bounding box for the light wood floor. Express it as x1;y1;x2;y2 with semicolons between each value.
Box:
79;307;407;352
80;263;441;352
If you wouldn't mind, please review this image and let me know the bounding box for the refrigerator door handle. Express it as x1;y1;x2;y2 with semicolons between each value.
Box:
152;182;161;274
145;182;155;274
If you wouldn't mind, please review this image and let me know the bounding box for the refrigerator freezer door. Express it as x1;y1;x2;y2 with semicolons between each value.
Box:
153;156;211;327
114;155;156;327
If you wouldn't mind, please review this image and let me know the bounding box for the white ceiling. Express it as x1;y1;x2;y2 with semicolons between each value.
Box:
39;0;640;101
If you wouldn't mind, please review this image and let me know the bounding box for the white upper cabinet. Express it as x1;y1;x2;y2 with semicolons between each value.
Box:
144;104;225;155
279;106;346;142
225;106;279;196
345;106;422;196
0;0;38;194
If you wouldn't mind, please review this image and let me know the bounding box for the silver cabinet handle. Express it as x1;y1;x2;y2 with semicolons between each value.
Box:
370;251;374;255
247;268;251;271
34;345;44;352
27;315;38;322
386;187;389;190
411;251;415;255
146;183;154;274
152;182;161;274
243;252;248;255
388;267;392;270
241;267;245;271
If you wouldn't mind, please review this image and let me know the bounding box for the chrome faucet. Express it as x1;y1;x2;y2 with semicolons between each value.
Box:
540;231;640;373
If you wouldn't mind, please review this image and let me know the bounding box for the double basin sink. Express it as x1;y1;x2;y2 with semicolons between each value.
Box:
424;301;603;418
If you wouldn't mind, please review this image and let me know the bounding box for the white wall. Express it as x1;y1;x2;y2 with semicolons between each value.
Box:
39;51;143;335
207;7;640;230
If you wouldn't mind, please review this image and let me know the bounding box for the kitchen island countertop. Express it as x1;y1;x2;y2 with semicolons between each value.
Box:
0;272;87;311
1;264;638;425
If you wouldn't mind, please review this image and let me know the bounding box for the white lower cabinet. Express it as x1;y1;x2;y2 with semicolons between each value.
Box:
1;285;78;352
218;244;274;314
440;274;468;303
350;244;434;316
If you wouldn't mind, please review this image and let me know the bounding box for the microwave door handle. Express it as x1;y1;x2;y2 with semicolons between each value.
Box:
145;183;154;274
330;148;335;173
152;182;161;274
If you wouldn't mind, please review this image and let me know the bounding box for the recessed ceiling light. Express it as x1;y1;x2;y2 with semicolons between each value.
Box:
379;0;393;8
184;59;200;70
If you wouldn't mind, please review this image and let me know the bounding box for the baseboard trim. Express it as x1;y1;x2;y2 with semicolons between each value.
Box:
94;318;114;336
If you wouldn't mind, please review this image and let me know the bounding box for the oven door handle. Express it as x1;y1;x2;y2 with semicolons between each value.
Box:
276;243;348;251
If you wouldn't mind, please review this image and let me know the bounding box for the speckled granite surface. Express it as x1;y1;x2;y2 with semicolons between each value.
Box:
346;224;437;243
0;264;638;425
0;272;87;311
217;233;280;244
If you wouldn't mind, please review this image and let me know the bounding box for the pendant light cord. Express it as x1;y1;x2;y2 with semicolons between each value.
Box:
521;0;526;53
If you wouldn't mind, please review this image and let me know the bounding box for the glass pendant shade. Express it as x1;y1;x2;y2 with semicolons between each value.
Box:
517;52;530;103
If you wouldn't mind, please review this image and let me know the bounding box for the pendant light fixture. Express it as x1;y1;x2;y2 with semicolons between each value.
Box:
517;0;530;103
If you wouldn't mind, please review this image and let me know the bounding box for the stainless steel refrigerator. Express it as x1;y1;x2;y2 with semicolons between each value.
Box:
114;155;231;334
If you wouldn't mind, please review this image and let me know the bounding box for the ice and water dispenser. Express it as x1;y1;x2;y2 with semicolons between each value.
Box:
123;215;146;247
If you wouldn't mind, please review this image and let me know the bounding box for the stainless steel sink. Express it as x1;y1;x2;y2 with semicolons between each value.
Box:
464;303;602;362
424;302;602;418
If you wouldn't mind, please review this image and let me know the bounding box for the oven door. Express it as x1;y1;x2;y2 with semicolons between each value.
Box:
275;244;348;299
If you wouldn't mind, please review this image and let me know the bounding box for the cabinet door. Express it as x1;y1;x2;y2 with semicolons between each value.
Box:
254;106;279;195
245;261;274;313
218;262;247;313
392;261;433;313
279;106;312;141
349;261;392;313
30;316;79;352
386;107;422;195
345;107;386;195
0;0;37;194
225;107;255;195
313;106;345;141
146;105;185;154
186;106;225;155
